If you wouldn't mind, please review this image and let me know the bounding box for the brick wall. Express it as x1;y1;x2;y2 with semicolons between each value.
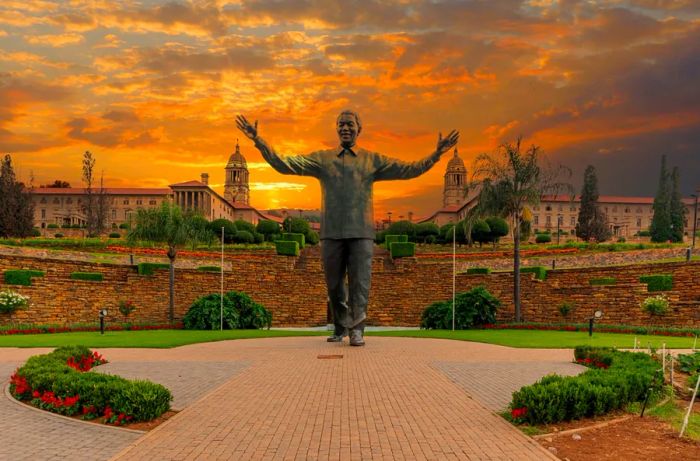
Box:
1;253;699;327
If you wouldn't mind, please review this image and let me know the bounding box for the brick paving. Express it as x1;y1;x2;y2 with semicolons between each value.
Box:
1;338;584;460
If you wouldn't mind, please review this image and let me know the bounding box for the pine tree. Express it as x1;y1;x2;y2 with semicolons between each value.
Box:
575;165;599;241
650;155;671;242
669;166;685;243
0;155;35;237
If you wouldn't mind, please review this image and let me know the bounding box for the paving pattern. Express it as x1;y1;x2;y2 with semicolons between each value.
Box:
1;338;586;460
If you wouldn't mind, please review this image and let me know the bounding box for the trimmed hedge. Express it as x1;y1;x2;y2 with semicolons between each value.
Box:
4;269;45;286
535;233;551;243
510;346;662;425
384;234;408;249
390;242;415;258
9;346;171;423
520;266;547;280
183;291;272;330
70;272;104;282
466;267;491;275
281;232;305;249
275;240;299;256
197;266;221;272
590;277;617;286
421;286;500;329
137;262;170;276
639;274;673;292
108;232;121;239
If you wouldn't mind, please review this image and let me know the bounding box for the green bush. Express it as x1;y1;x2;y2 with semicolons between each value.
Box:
234;219;256;235
305;230;320;245
535;233;552;243
54;233;64;238
183;291;271;330
30;228;41;237
197;266;221;272
384;234;408;249
233;230;254;244
4;269;45;286
47;223;59;229
521;266;547;280
641;294;669;316
421;286;500;329
118;223;130;230
590;277;616;286
470;219;491;245
10;346;171;422
70;272;104;282
256;220;280;240
108;232;121;239
639;274;673;292
637;230;651;237
282;232;305;249
559;302;574;317
390;242;415;258
678;352;700;374
510;347;662;425
276;240;299;256
209;219;237;243
465;267;491;275
136;263;170;276
252;231;265;244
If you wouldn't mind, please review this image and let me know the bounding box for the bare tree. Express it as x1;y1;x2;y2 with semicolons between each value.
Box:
82;151;109;235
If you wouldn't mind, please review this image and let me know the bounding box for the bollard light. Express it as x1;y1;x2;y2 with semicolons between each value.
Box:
99;309;107;335
588;310;603;337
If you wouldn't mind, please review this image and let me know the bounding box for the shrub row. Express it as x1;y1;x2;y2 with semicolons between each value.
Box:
384;234;408;249
281;232;305;249
9;346;172;423
480;322;700;337
136;262;170;276
639;274;673;292
590;277;616;286
275;240;299;256
520;266;547;280
510;346;662;424
183;291;272;330
465;267;491;275
390;242;415;258
69;272;104;282
0;322;183;336
197;266;221;272
3;269;45;286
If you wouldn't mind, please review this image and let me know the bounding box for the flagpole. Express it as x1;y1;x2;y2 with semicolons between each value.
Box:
452;224;456;331
220;226;224;331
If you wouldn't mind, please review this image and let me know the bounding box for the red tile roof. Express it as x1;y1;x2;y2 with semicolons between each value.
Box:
32;188;171;195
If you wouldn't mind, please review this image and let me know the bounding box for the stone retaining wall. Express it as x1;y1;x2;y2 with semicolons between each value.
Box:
0;253;698;327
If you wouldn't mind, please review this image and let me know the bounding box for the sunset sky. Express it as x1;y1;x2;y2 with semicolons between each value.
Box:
2;0;699;219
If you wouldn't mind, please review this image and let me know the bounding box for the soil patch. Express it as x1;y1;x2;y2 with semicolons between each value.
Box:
538;416;700;460
122;410;178;431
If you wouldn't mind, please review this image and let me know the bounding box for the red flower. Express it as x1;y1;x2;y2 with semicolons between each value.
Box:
104;406;113;419
511;407;528;419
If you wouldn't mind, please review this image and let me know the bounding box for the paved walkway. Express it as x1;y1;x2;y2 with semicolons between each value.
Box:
1;338;585;460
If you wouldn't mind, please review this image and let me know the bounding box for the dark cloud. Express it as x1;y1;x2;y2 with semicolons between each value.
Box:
102;109;140;123
136;46;274;74
66;118;121;147
111;1;229;36
564;8;673;49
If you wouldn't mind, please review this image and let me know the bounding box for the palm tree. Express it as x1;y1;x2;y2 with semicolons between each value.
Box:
473;138;571;322
127;202;214;322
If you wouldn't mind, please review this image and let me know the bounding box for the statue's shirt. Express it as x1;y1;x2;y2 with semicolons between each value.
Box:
254;138;441;239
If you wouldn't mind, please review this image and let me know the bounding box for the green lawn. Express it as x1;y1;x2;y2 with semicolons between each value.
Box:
0;328;696;349
368;329;697;349
0;329;325;348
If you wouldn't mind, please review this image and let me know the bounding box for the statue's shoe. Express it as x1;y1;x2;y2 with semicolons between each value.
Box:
349;330;365;347
326;334;345;342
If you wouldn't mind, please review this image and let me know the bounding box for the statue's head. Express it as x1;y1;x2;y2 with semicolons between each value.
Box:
336;110;361;148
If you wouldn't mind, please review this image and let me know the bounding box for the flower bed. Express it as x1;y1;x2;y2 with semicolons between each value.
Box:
480;322;700;337
509;346;662;425
9;345;171;425
0;323;183;336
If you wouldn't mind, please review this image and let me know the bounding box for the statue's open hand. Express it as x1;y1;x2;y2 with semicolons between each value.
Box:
236;115;258;140
436;130;460;155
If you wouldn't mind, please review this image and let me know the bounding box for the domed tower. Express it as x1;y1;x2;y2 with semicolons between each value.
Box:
443;148;467;207
224;140;249;204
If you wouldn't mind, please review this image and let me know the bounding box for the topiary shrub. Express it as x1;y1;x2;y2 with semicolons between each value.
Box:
209;219;237;243
639;274;673;292
465;267;491;275
558;302;574;317
421;286;500;329
118;223;130;230
535;233;551;243
70;272;104;282
54;233;64;238
183;291;271;330
4;269;45;286
31;228;41;237
275;240;299;256
521;266;547;280
282;232;305;249
384;234;408;249
136;262;170;276
305;230;320;245
390;242;415;258
197;266;221;272
590;277;616;286
47;223;59;229
108;232;121;239
233;230;254;244
252;232;265;244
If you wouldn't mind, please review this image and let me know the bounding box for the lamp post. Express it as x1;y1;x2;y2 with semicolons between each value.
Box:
387;211;392;225
692;193;698;249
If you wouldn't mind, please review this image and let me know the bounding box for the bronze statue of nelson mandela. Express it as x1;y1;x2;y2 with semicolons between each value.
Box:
237;111;459;346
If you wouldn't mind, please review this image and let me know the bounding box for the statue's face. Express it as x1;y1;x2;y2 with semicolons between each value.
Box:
337;113;360;147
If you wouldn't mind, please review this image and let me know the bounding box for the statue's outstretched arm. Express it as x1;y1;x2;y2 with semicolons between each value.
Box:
236;115;320;177
374;130;459;181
